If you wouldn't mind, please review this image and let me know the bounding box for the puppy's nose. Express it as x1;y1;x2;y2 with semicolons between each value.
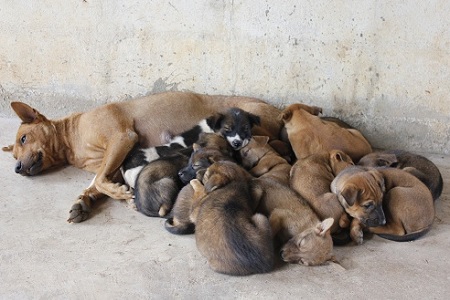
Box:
178;170;184;178
15;161;23;174
232;140;242;148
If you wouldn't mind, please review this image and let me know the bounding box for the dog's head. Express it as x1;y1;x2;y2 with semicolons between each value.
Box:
280;218;334;266
329;150;354;176
337;169;386;227
3;102;64;176
178;135;234;185
279;103;323;125
358;152;398;168
207;107;260;150
239;135;270;170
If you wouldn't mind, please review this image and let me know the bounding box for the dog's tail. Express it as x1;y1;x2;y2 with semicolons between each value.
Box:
164;218;195;235
376;226;432;242
134;177;180;218
220;213;274;276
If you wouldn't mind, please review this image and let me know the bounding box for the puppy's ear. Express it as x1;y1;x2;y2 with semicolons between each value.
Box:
315;218;334;237
247;112;261;127
279;108;293;123
376;154;398;167
206;113;224;132
2;144;14;152
340;184;360;206
253;135;269;145
11;102;48;124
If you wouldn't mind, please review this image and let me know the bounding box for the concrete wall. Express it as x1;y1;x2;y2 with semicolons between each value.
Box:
1;1;449;154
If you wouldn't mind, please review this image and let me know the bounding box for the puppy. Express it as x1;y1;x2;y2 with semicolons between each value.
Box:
358;149;443;201
239;138;334;266
165;133;235;235
331;166;435;244
289;150;354;234
279;103;372;161
240;136;292;186
189;161;274;275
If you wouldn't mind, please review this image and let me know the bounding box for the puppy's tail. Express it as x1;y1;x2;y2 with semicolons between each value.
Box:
134;177;180;217
164;218;195;235
224;213;274;275
376;226;432;242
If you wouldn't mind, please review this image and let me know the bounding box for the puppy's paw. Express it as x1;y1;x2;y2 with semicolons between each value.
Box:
350;227;364;245
67;198;91;223
113;183;134;200
126;198;137;211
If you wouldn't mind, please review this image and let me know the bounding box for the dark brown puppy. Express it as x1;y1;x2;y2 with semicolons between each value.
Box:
239;137;334;266
358;149;443;201
331;166;435;244
290;150;354;233
165;133;235;235
189;161;274;276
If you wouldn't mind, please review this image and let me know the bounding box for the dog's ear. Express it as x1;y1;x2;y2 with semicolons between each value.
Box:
11;102;48;124
376;154;398;167
278;107;293;123
315;218;334;237
206;113;224;132
340;184;360;206
253;135;269;146
247;112;261;127
2;144;14;152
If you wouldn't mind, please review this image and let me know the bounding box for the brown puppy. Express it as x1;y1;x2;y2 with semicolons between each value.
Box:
290;150;354;233
2;92;282;223
239;138;334;266
240;136;292;186
279;103;372;161
189;161;274;276
331;166;435;244
358;149;443;201
165;133;235;235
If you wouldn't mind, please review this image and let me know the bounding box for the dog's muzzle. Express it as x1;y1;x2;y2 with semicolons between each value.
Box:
15;152;43;176
365;205;387;227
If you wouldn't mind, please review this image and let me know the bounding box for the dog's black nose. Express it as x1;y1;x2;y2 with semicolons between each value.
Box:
15;161;23;173
232;140;242;148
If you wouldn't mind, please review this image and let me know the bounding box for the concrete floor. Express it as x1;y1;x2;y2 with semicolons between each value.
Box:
1;116;450;299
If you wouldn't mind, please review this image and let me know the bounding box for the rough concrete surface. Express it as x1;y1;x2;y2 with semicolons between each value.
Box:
1;117;449;299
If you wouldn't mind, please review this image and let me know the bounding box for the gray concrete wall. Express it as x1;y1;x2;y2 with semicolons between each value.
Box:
1;1;449;154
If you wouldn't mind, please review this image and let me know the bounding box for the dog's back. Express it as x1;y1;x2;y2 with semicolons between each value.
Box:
192;162;274;275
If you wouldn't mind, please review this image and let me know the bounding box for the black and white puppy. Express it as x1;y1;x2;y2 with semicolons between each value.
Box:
121;107;261;217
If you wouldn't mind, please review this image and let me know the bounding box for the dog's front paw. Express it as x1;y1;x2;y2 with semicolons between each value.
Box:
67;198;91;223
350;227;364;245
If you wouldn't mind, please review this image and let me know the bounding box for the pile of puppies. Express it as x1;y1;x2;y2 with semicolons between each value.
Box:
119;103;443;276
4;93;443;276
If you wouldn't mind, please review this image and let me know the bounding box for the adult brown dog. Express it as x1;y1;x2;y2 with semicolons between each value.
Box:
331;166;435;244
239;137;334;266
290;150;354;233
358;149;443;201
189;161;274;276
279;103;372;161
3;91;282;222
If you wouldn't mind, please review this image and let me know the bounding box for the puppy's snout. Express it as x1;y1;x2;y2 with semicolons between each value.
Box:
232;140;242;148
15;161;23;174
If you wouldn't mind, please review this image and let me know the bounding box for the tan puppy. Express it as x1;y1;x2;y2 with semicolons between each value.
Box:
240;136;291;186
290;150;354;233
358;149;443;201
331;166;435;244
3;92;282;222
279;103;372;161
239;138;334;266
189;161;274;276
